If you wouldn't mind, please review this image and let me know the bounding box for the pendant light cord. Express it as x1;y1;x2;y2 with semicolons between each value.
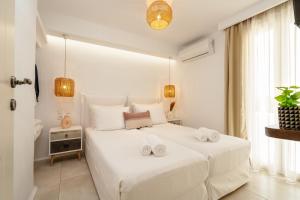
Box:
64;36;67;77
169;56;171;85
168;56;172;108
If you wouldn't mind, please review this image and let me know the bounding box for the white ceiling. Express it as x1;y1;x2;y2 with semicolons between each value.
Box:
38;0;260;48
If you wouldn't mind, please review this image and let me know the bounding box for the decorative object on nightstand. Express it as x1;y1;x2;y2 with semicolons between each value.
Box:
168;118;182;125
61;114;72;129
49;125;82;165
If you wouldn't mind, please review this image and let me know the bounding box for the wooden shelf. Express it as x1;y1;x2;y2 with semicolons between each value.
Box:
265;127;300;141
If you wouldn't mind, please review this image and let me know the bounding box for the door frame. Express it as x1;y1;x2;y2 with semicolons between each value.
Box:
0;0;15;199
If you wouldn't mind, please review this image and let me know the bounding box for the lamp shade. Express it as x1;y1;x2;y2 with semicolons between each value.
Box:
164;84;175;98
54;77;75;97
147;0;172;30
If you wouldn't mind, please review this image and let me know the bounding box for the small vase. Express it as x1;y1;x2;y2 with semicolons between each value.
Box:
278;107;300;130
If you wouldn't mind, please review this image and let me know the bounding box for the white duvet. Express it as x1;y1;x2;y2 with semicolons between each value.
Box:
140;123;251;200
85;128;209;200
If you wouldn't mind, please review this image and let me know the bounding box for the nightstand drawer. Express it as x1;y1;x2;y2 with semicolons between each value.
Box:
50;130;81;141
50;139;81;154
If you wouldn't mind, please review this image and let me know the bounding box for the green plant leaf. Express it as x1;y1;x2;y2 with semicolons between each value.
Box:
275;95;286;102
283;89;293;96
292;92;300;99
276;87;288;91
275;86;300;107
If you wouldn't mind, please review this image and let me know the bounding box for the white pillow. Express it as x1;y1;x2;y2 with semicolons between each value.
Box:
90;105;129;131
133;103;167;125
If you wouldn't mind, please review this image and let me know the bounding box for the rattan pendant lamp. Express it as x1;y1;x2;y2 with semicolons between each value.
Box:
147;0;173;30
54;35;75;97
164;57;175;98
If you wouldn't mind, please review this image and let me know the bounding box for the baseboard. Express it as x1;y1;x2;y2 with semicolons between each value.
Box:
34;156;49;162
28;186;37;200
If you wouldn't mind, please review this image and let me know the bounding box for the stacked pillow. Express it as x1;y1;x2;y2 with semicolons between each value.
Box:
89;102;167;131
123;111;152;129
132;103;167;125
90;105;129;131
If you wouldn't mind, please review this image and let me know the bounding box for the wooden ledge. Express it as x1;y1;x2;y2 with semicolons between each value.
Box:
265;127;300;142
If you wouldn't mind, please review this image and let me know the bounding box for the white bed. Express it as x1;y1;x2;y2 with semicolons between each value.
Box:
140;123;251;200
85;128;209;200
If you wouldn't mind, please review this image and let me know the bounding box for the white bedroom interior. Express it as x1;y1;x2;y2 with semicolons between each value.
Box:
1;0;300;200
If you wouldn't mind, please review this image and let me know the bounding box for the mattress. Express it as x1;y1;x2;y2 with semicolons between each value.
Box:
85;128;209;200
140;123;251;200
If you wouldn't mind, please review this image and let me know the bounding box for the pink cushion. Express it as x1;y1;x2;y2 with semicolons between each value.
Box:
123;111;152;129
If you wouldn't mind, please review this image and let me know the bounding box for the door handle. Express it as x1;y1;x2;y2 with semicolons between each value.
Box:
10;76;32;88
10;99;17;111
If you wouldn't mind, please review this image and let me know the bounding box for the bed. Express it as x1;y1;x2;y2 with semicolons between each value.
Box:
81;95;210;200
140;123;251;200
85;128;209;200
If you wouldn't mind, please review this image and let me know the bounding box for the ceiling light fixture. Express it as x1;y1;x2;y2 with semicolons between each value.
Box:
147;0;173;30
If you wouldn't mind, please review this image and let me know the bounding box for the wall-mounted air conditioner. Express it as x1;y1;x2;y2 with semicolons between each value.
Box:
178;39;214;62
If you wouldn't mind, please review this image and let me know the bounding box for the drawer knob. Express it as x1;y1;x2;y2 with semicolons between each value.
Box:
65;134;69;138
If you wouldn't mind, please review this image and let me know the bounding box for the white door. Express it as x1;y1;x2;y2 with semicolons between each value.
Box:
13;0;36;199
0;0;15;199
0;0;37;199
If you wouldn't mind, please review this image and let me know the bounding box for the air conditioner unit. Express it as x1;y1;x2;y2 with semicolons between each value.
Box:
178;39;214;62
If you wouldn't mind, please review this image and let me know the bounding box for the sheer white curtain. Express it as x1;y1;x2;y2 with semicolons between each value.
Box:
245;0;300;182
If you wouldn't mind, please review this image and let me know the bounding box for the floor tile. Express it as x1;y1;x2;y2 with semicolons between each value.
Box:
59;174;99;200
61;158;90;181
34;161;61;187
221;183;267;200
246;172;300;200
34;184;60;200
34;157;300;200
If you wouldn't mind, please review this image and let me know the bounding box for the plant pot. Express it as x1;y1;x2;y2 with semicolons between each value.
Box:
278;107;300;130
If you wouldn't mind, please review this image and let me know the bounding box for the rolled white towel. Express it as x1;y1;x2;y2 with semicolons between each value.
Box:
146;135;167;157
194;131;209;142
140;138;152;156
207;131;220;142
198;127;220;142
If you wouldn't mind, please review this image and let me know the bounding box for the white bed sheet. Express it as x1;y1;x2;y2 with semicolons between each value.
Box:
85;128;209;200
140;123;251;200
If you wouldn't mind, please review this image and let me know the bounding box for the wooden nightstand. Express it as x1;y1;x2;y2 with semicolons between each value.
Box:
49;125;82;165
168;118;182;125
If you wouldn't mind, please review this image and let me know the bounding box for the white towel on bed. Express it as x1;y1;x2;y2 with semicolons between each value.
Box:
194;131;209;142
140;138;152;156
195;127;220;142
146;135;167;157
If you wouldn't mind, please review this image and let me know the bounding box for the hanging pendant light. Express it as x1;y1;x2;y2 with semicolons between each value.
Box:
147;0;173;30
54;35;75;97
164;57;175;98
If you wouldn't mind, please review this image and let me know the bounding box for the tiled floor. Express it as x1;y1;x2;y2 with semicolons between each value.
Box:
34;157;300;200
34;157;99;200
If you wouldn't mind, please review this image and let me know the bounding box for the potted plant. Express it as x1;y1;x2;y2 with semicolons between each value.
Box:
275;86;300;130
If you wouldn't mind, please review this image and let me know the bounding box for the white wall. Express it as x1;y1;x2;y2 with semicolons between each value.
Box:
39;12;177;58
177;31;225;132
35;36;173;160
14;0;37;199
